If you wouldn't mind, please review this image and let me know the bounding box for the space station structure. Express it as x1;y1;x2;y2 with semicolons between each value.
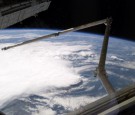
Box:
0;0;51;28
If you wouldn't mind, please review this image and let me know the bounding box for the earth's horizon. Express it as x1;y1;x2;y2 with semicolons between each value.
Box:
0;29;135;115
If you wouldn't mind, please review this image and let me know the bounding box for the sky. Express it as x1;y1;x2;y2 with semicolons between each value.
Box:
10;0;135;41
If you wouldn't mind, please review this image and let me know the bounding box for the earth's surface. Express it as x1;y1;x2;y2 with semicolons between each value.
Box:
0;29;135;115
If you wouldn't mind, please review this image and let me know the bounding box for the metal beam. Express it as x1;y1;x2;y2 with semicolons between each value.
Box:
1;18;106;50
97;18;115;95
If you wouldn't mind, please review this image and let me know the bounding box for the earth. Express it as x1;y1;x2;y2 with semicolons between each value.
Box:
0;29;135;115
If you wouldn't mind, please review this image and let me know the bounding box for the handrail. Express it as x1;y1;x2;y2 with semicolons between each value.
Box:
68;84;135;115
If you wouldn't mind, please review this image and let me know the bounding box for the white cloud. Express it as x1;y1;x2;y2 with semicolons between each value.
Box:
0;41;87;107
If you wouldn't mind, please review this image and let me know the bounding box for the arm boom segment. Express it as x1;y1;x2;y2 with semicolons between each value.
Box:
1;19;106;50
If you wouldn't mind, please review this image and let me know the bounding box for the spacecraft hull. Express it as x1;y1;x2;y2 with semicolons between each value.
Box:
0;0;51;28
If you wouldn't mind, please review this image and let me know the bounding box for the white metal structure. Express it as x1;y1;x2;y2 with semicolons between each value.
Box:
0;0;51;28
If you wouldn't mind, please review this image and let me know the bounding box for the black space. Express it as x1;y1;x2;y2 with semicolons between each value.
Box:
11;0;135;41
